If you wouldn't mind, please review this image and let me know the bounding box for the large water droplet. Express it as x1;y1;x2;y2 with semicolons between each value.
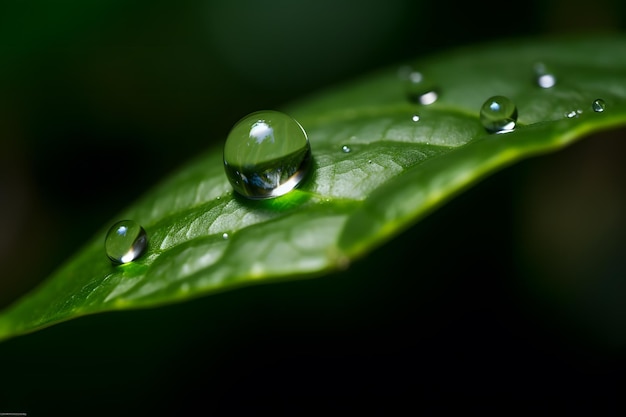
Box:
480;95;518;133
533;62;556;88
592;99;606;112
223;110;311;199
404;70;438;105
105;220;148;264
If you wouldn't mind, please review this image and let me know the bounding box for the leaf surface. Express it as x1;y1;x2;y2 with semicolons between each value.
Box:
2;34;626;341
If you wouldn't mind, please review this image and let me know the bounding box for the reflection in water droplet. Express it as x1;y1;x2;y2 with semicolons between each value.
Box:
105;220;148;264
592;99;606;112
222;233;229;240
341;145;351;153
533;62;556;88
411;114;420;122
480;95;518;133
223;110;311;199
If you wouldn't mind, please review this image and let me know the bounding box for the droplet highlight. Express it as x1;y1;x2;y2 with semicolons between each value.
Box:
592;99;606;112
411;114;420;122
223;110;311;199
341;145;351;153
480;95;518;134
105;220;148;264
533;62;556;89
565;109;583;118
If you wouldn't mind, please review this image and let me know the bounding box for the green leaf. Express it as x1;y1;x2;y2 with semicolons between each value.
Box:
2;34;626;342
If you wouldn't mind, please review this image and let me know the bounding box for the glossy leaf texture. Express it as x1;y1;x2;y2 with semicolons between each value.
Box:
2;34;626;342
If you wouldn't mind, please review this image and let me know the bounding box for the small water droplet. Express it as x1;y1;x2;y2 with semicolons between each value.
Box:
592;99;606;112
533;62;556;88
565;109;583;118
404;69;438;105
417;90;438;105
105;220;148;264
341;145;351;153
222;232;229;240
408;71;423;83
480;95;518;133
223;110;311;199
537;74;556;89
411;114;420;122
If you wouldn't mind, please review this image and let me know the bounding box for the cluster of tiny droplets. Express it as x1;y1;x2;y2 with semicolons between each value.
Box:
476;63;608;133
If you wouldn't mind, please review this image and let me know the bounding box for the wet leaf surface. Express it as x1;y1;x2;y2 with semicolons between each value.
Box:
2;34;626;341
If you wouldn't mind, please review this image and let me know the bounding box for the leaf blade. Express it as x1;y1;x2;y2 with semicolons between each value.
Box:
2;34;626;341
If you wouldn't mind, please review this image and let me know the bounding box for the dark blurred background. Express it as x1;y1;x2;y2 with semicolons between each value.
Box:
1;0;626;415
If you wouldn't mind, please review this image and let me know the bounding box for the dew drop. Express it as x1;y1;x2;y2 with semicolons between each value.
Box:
537;74;556;89
533;62;556;88
565;109;583;118
404;70;438;105
341;145;351;153
105;220;148;264
411;114;420;122
592;98;606;112
408;71;423;85
223;110;311;199
480;95;518;133
222;232;229;240
416;90;438;105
